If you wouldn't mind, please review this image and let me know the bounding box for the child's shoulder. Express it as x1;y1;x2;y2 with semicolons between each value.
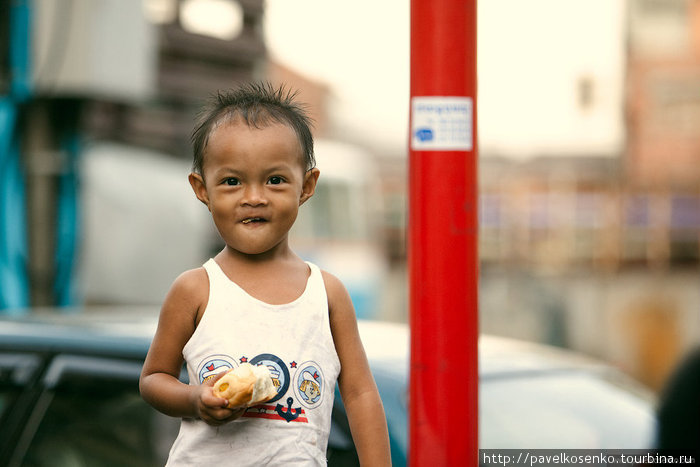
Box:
164;266;209;307
173;266;209;289
319;269;343;291
319;269;351;306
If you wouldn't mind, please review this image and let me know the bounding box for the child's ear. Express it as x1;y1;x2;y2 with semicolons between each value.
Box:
189;173;210;210
299;168;320;206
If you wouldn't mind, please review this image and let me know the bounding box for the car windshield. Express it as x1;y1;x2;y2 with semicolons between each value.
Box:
480;370;656;449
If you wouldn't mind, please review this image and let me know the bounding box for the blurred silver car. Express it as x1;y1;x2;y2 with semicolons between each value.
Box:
356;321;657;463
478;335;656;449
0;311;656;466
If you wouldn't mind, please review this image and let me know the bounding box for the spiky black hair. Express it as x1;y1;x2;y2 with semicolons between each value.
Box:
191;82;315;175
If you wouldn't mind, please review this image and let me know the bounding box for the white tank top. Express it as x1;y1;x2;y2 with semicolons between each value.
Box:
166;259;341;466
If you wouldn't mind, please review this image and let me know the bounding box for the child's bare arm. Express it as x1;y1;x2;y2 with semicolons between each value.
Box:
139;269;244;425
325;271;392;466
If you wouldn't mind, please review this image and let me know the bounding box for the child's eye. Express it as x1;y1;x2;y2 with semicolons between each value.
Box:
223;178;240;186
268;176;284;185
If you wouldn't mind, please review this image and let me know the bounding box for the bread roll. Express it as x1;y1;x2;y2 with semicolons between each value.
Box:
213;363;277;409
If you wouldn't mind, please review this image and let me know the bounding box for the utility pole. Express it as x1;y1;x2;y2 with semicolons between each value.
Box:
409;0;478;464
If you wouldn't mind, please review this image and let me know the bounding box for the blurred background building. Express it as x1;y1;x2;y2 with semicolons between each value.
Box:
1;0;698;394
477;0;700;392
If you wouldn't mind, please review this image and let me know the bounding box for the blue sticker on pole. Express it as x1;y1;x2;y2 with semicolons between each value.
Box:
411;97;473;151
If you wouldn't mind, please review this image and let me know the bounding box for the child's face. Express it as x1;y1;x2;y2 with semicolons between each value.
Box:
189;120;319;256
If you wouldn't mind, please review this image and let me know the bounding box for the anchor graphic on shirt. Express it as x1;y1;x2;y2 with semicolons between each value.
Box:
275;397;302;423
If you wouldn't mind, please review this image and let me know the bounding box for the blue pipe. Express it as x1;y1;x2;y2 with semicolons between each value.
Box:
0;100;29;312
55;129;81;308
0;0;32;312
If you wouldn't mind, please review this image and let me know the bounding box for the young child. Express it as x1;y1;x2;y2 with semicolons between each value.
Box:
139;83;391;466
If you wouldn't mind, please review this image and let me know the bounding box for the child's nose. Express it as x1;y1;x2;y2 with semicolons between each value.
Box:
241;184;267;206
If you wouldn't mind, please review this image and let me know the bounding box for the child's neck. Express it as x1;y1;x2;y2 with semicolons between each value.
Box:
214;244;310;305
220;240;296;265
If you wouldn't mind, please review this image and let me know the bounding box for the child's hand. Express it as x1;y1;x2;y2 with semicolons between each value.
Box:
192;371;246;426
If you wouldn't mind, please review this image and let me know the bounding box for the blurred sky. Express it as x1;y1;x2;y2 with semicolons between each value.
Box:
263;0;410;151
264;0;626;159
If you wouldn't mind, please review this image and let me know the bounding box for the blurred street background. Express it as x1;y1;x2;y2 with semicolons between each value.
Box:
1;0;699;396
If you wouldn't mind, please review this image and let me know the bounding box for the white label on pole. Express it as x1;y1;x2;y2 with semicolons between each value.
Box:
411;96;473;151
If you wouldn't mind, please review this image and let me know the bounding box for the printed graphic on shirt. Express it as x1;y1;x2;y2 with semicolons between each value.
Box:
243;397;308;423
197;355;236;384
197;353;325;423
239;354;308;423
293;361;325;409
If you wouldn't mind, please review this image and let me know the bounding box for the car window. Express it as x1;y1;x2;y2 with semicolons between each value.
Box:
480;370;656;449
18;355;179;467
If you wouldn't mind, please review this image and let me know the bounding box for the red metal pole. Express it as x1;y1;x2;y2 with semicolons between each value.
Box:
409;0;478;465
